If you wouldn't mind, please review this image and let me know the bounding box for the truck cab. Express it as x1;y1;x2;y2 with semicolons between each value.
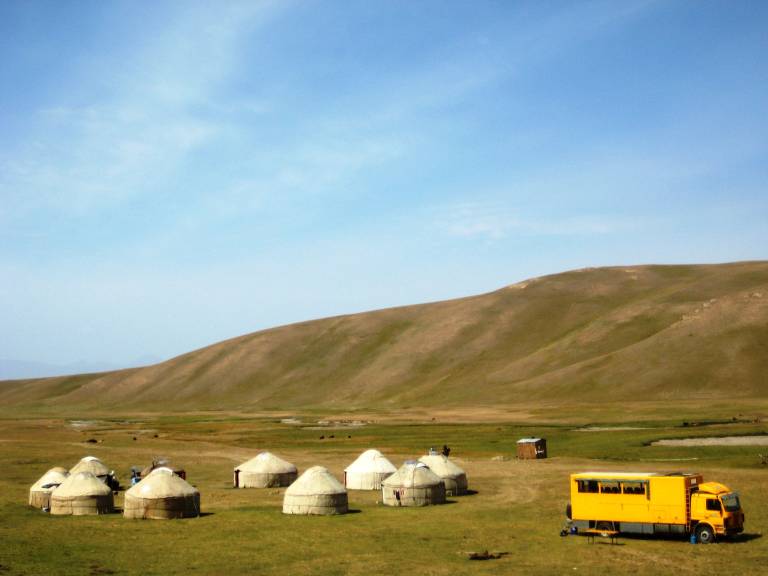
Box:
690;482;744;542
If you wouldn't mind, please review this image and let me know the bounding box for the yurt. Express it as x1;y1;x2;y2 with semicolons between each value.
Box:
418;454;468;496
29;467;69;509
381;461;446;507
69;456;118;488
344;449;397;490
140;458;186;480
124;467;200;519
234;452;297;488
50;471;114;515
282;466;348;515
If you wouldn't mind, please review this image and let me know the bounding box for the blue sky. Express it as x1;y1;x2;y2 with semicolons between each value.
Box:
1;0;766;376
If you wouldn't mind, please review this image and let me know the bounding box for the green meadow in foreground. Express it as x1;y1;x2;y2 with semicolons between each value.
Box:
1;404;767;575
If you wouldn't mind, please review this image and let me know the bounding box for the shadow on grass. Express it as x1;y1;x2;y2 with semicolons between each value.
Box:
575;532;762;544
727;533;762;543
110;508;213;518
467;551;510;560
377;501;457;507
461;489;479;496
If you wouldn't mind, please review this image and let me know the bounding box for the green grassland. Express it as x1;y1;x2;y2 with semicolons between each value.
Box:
1;406;767;576
2;262;767;573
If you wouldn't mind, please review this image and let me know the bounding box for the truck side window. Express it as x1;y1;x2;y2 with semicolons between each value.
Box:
600;481;620;494
622;482;645;495
577;480;599;493
706;499;722;512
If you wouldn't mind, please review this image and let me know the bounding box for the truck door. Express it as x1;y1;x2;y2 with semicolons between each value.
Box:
705;497;723;528
692;495;723;528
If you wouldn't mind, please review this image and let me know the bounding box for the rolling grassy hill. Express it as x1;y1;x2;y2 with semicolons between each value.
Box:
2;261;767;411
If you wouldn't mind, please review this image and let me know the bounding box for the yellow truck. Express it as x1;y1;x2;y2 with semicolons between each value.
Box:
567;472;744;543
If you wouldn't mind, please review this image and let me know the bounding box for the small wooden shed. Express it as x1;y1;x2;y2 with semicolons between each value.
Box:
516;437;547;459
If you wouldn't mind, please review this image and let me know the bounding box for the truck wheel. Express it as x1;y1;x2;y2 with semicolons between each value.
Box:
566;503;572;520
695;524;715;544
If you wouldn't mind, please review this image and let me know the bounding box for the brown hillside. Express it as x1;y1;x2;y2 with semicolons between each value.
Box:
2;262;767;411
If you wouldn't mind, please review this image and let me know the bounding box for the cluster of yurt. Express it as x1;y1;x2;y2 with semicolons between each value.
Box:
278;448;468;514
29;455;200;520
382;461;446;506
418;454;468;496
29;457;117;516
124;467;200;519
28;448;470;520
235;452;297;488
283;466;348;515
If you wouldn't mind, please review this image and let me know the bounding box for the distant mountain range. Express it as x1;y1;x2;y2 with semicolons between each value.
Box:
0;356;162;381
1;262;766;411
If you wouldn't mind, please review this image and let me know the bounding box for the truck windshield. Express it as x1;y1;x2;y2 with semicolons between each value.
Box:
721;493;741;512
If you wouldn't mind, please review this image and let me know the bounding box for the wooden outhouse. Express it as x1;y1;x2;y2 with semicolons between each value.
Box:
516;437;547;459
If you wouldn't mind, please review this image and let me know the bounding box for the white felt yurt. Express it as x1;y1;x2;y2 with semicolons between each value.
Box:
381;461;446;507
29;467;69;509
234;452;297;488
70;455;119;488
418;454;468;496
124;467;200;519
282;466;348;515
344;449;397;490
70;456;109;476
50;471;114;515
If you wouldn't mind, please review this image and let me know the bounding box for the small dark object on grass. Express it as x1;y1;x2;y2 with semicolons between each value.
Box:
468;551;508;561
86;438;98;444
153;434;159;438
348;435;351;439
319;435;325;439
132;437;137;441
329;434;335;439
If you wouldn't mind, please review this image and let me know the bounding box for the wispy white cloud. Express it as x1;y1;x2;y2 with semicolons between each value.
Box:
431;199;637;240
0;1;285;221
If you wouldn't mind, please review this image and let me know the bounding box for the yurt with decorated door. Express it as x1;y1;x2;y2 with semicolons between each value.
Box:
381;461;446;507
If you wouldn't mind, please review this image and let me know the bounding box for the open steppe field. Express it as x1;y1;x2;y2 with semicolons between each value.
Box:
2;401;767;576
